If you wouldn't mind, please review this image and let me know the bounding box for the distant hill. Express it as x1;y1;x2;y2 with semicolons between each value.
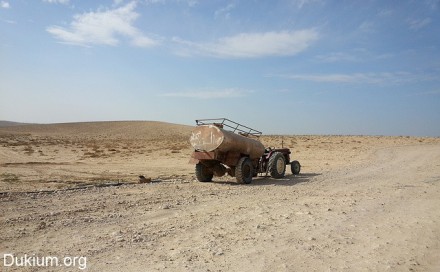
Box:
0;121;33;127
0;121;194;140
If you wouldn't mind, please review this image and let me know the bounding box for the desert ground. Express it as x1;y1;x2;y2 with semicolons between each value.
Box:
1;121;439;271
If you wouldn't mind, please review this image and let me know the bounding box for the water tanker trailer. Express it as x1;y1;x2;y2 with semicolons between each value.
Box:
189;118;301;184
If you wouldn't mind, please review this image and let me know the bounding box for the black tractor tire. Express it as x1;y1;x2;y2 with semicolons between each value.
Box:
268;152;286;179
291;160;301;175
195;163;213;182
235;157;253;184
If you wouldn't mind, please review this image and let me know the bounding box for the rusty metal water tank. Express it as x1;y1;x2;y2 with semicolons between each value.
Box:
190;125;265;159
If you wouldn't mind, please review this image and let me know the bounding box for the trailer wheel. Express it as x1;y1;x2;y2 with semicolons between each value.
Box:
291;160;301;175
235;157;253;184
195;163;213;182
268;152;286;178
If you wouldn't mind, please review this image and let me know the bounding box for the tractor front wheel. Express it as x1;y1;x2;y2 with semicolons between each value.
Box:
290;160;301;175
268;152;286;179
195;163;213;182
235;157;253;184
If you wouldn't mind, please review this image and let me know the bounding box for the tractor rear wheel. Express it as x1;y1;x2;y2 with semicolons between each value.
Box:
291;160;301;175
268;152;286;178
235;157;253;184
195;163;213;182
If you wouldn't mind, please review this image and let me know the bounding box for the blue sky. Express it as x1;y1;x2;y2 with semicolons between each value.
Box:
1;0;439;136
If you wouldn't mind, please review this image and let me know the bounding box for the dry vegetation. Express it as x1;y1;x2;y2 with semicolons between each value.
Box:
0;121;194;191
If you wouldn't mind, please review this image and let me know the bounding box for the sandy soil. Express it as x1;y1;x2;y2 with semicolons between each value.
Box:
1;121;439;271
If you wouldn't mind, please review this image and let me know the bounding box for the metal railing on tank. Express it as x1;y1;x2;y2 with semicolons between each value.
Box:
195;118;262;137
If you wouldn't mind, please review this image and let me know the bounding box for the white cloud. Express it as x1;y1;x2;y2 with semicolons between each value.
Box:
145;0;196;5
145;0;165;4
272;72;435;85
408;18;432;30
292;0;322;9
1;1;10;8
43;0;69;4
315;52;359;62
285;73;368;83
425;0;439;10
1;19;15;24
358;21;375;33
173;29;318;58
315;50;394;63
377;9;393;17
46;1;160;47
214;3;236;19
160;88;251;99
409;90;440;96
131;35;157;47
113;0;125;5
186;0;198;7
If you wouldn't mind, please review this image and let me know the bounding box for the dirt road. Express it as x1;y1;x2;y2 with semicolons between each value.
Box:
2;143;439;271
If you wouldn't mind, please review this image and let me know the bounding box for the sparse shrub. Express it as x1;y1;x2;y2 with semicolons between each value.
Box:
1;173;19;182
23;145;34;155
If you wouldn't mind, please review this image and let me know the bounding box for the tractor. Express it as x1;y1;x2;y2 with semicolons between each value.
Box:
189;118;300;184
